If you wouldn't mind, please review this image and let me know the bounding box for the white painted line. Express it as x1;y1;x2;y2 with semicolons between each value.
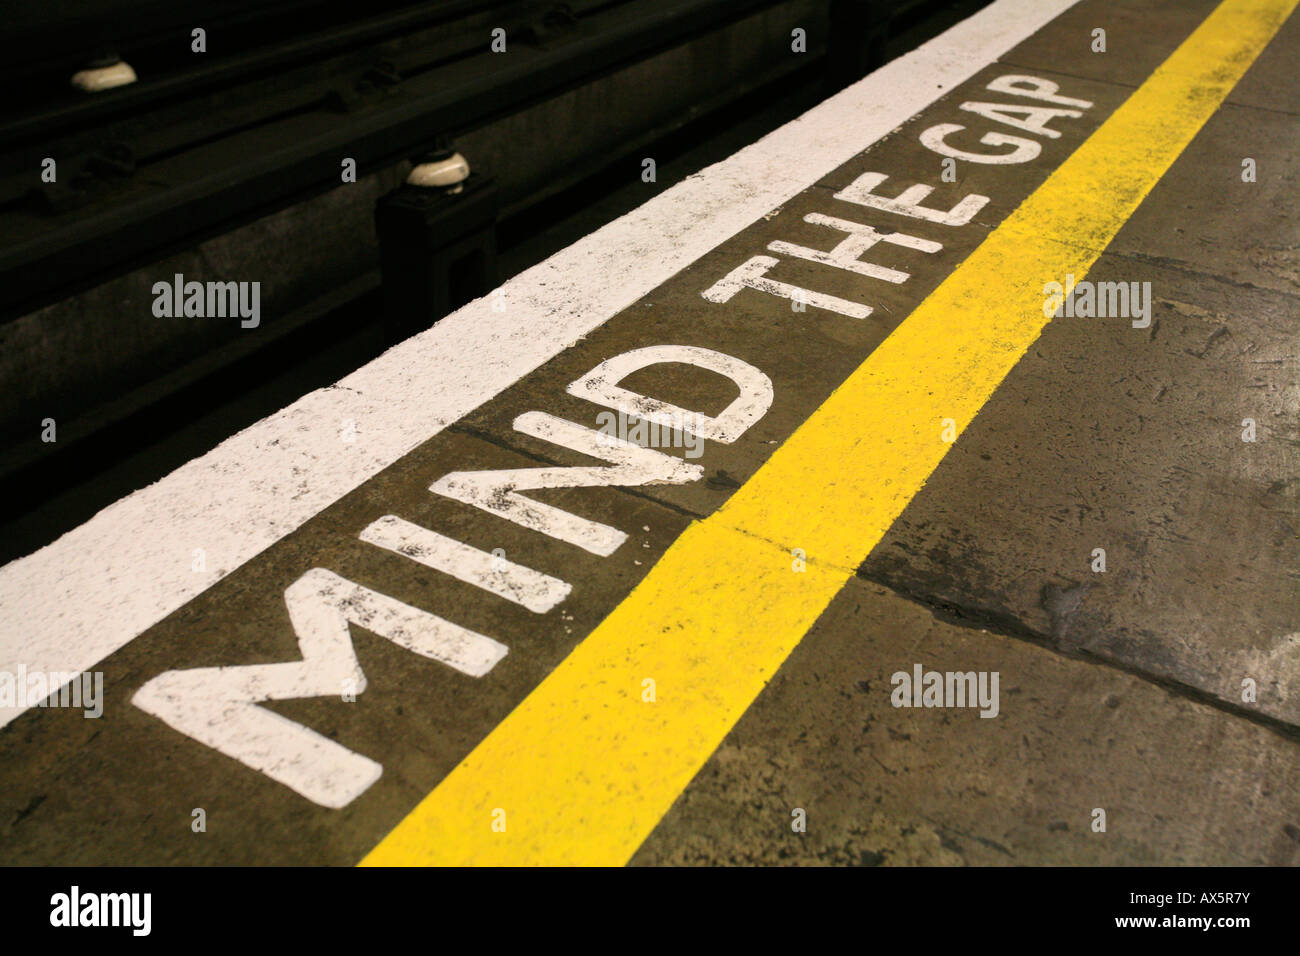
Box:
0;0;1079;731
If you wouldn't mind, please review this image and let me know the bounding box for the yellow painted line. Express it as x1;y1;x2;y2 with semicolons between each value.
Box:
363;0;1294;866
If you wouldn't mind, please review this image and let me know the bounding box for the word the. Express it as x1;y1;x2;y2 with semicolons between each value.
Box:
702;75;1094;320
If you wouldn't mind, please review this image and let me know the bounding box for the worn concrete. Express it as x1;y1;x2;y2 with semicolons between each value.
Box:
633;576;1300;866
859;257;1300;727
997;0;1221;89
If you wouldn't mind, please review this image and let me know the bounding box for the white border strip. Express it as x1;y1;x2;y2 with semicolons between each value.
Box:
0;0;1077;731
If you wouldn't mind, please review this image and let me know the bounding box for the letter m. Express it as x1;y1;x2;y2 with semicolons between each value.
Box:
206;281;239;318
101;894;129;926
133;569;506;808
1096;281;1129;317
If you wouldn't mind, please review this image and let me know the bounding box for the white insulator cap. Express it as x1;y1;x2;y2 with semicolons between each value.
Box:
71;60;138;93
406;152;470;189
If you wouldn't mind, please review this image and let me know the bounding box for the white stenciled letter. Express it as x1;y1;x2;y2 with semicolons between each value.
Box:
133;569;507;808
566;344;773;444
768;214;941;284
833;172;989;227
701;256;871;318
431;412;703;556
919;124;1041;164
984;75;1093;109
360;514;571;613
958;101;1083;139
